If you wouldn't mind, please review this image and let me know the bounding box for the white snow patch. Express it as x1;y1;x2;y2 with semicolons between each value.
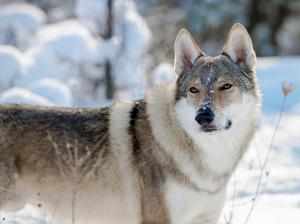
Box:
28;78;72;107
151;63;176;86
0;87;54;106
0;45;24;91
0;3;46;49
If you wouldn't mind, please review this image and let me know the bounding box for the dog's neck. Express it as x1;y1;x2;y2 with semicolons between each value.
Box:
146;81;259;192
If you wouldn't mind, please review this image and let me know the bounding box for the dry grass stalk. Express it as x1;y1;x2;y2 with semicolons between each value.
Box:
224;82;295;224
47;133;108;224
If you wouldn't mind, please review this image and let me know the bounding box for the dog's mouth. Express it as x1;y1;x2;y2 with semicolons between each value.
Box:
200;125;218;132
200;120;232;133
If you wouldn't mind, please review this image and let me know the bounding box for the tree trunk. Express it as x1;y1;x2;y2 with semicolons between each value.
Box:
104;0;115;99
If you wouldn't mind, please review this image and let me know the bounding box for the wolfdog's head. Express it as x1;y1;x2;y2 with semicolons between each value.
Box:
173;23;260;134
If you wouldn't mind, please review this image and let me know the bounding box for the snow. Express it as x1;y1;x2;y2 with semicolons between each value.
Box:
151;62;176;86
1;0;151;107
0;3;46;50
15;20;100;88
114;4;151;61
0;87;54;106
220;57;300;224
0;45;24;91
75;0;108;36
100;36;121;62
75;0;151;100
221;112;300;224
111;0;151;99
34;20;100;64
13;20;109;107
28;78;72;107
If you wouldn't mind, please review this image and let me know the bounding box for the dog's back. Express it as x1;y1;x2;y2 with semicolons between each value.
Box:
0;103;110;169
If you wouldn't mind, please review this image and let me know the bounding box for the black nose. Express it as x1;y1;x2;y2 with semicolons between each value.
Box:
195;108;214;125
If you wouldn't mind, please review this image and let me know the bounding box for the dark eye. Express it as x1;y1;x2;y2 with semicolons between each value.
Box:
189;87;199;94
219;83;232;91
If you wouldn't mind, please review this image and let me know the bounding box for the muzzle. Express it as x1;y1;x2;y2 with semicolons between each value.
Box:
195;107;215;125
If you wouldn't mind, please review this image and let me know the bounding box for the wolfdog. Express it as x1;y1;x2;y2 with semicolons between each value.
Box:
0;23;260;224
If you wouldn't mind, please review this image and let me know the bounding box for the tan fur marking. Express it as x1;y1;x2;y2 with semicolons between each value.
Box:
129;101;171;224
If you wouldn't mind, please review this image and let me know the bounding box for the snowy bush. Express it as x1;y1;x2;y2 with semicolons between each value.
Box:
114;1;151;61
76;0;151;100
34;20;100;64
14;20;106;106
28;78;72;107
0;3;46;50
150;63;176;86
112;2;151;96
0;0;152;107
75;0;109;36
0;45;23;91
0;87;54;106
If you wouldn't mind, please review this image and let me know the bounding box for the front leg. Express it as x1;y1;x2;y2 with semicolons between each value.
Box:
187;199;225;224
0;155;23;212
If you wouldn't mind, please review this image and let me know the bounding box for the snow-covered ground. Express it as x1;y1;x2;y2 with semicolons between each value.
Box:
0;57;299;224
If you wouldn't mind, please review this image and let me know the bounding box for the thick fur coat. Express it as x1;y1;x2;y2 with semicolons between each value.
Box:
0;24;260;224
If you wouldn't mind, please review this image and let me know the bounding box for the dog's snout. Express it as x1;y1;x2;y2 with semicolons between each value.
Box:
195;108;214;125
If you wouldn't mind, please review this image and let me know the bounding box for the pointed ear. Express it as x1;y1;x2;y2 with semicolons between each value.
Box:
174;29;204;75
222;23;256;72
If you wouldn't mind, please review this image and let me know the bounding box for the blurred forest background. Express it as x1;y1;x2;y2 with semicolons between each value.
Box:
2;0;300;58
0;0;299;107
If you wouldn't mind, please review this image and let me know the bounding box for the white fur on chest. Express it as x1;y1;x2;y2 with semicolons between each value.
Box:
165;178;226;224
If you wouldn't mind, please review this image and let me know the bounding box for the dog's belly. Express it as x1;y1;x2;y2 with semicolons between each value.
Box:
46;188;140;224
165;178;226;224
12;175;140;224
